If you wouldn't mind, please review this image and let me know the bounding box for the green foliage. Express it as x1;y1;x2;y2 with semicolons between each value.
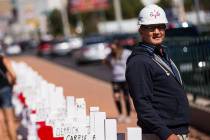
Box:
121;0;143;19
47;9;64;37
80;12;99;35
200;0;210;11
68;13;78;27
184;0;193;11
105;0;143;20
69;0;210;34
157;0;172;8
184;0;210;12
104;2;115;20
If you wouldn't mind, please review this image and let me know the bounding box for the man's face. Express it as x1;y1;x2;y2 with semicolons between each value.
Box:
139;24;166;46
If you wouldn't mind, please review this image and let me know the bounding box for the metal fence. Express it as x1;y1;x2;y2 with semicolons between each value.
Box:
164;36;210;99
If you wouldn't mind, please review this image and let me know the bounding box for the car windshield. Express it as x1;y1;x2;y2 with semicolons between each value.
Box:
110;33;139;40
52;39;68;44
83;36;109;46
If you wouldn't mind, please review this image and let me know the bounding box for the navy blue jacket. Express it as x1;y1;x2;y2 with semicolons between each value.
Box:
126;43;190;140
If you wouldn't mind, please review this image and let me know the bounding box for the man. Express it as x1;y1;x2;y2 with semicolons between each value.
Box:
126;4;190;140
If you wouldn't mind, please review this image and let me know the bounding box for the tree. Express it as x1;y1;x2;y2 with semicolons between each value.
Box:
183;0;210;12
200;0;210;11
80;12;99;35
157;0;172;8
105;0;143;20
104;1;115;20
184;0;194;11
100;0;145;35
121;0;143;19
47;9;64;37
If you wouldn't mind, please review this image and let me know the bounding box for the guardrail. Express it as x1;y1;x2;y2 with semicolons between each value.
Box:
164;36;210;100
11;61;142;140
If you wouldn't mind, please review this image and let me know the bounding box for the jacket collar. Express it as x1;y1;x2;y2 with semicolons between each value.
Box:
131;43;183;85
140;42;166;54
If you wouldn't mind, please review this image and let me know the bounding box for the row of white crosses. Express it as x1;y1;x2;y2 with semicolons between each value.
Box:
11;61;142;140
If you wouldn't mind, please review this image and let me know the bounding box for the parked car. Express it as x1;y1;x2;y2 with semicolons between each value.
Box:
108;33;139;50
18;39;38;51
51;39;72;56
74;35;111;64
37;37;82;57
37;40;53;56
68;37;83;52
5;43;22;55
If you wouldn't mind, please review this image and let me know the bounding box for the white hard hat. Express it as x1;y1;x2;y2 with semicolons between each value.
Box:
138;4;168;25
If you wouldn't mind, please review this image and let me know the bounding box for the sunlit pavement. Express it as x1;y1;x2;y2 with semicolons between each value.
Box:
8;55;210;139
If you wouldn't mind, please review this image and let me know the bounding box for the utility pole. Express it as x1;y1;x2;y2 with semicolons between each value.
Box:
61;0;71;37
172;0;186;22
193;0;201;25
113;0;122;32
178;0;186;22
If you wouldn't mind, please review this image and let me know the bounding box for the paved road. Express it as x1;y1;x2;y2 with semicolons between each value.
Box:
21;48;112;82
39;54;112;82
14;51;210;139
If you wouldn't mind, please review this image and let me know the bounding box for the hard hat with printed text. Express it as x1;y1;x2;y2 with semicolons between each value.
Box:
138;4;168;25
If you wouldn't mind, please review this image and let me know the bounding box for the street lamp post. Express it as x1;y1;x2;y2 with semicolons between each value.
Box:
113;0;122;32
172;0;187;22
193;0;201;25
60;0;71;37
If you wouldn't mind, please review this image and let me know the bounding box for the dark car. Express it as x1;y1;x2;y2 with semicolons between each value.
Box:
37;40;53;56
109;33;139;49
18;40;38;52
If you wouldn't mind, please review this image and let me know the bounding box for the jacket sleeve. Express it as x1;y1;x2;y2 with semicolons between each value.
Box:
126;57;173;140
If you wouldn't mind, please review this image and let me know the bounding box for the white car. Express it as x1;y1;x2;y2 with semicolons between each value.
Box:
51;37;83;56
74;36;111;64
5;43;22;55
51;40;71;56
68;37;83;51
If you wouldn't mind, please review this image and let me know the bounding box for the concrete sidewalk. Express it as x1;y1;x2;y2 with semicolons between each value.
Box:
11;55;210;139
12;56;137;133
